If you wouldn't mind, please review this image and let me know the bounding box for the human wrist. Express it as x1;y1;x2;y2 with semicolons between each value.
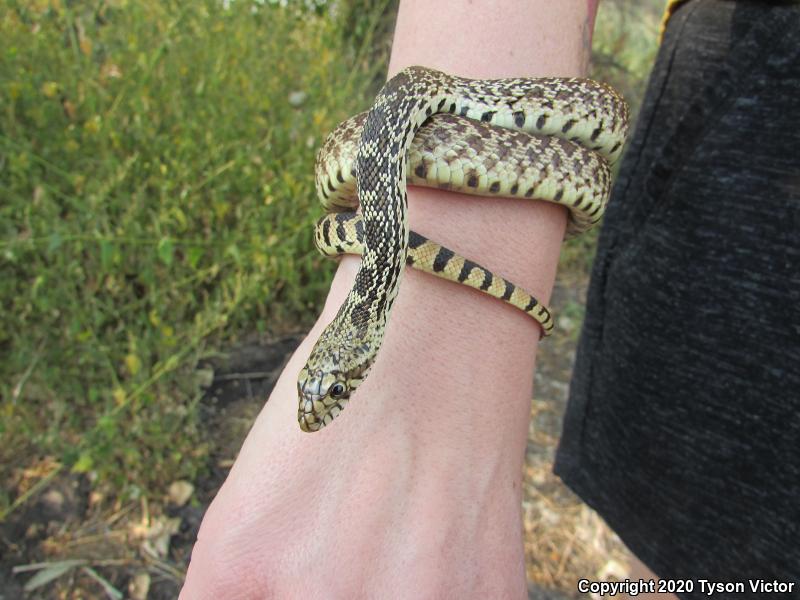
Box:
312;0;597;461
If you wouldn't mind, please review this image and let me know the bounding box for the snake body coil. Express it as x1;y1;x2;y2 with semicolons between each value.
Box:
298;66;628;432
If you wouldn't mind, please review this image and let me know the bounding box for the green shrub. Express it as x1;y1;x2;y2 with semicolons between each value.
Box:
0;0;384;498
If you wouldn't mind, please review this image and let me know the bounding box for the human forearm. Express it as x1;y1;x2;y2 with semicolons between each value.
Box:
319;0;596;486
181;2;598;597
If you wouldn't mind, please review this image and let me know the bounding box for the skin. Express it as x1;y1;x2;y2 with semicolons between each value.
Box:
180;1;675;598
622;558;679;600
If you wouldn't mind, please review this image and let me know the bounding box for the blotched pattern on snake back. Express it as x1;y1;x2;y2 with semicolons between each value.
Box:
298;66;629;432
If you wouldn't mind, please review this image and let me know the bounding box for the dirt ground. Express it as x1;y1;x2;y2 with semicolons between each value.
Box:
1;274;631;599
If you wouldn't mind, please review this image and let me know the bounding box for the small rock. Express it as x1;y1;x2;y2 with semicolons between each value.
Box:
138;515;182;559
25;523;42;539
194;367;215;389
288;90;307;107
168;480;194;507
89;490;104;508
598;558;629;581
41;489;65;511
557;315;574;332
149;517;182;558
129;570;151;600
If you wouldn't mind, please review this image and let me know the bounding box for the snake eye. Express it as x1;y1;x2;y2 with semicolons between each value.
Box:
329;382;346;399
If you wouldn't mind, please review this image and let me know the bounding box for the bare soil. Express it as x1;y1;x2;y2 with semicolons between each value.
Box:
1;277;630;599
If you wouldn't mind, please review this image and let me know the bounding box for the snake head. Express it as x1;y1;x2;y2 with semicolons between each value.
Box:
297;364;353;432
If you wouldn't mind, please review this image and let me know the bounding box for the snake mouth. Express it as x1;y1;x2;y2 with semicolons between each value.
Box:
297;396;321;433
298;412;320;433
297;398;325;433
297;395;348;433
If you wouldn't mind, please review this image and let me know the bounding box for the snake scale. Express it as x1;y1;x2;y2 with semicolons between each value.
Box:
298;66;629;432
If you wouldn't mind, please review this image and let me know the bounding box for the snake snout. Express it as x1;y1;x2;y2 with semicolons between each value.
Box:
298;408;320;433
297;378;350;432
298;395;345;433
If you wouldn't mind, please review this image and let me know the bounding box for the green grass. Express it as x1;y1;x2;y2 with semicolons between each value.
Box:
593;0;665;121
0;0;388;501
0;0;663;510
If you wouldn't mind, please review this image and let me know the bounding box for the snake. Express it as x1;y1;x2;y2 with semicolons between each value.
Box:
298;66;629;432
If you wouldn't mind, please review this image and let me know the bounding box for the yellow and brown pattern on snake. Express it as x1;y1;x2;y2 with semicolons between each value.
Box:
315;212;554;333
317;113;612;237
298;66;629;432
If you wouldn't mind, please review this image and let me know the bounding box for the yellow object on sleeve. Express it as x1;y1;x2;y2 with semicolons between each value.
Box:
660;0;693;41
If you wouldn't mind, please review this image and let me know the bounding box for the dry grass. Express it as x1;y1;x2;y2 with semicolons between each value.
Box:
523;398;631;598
